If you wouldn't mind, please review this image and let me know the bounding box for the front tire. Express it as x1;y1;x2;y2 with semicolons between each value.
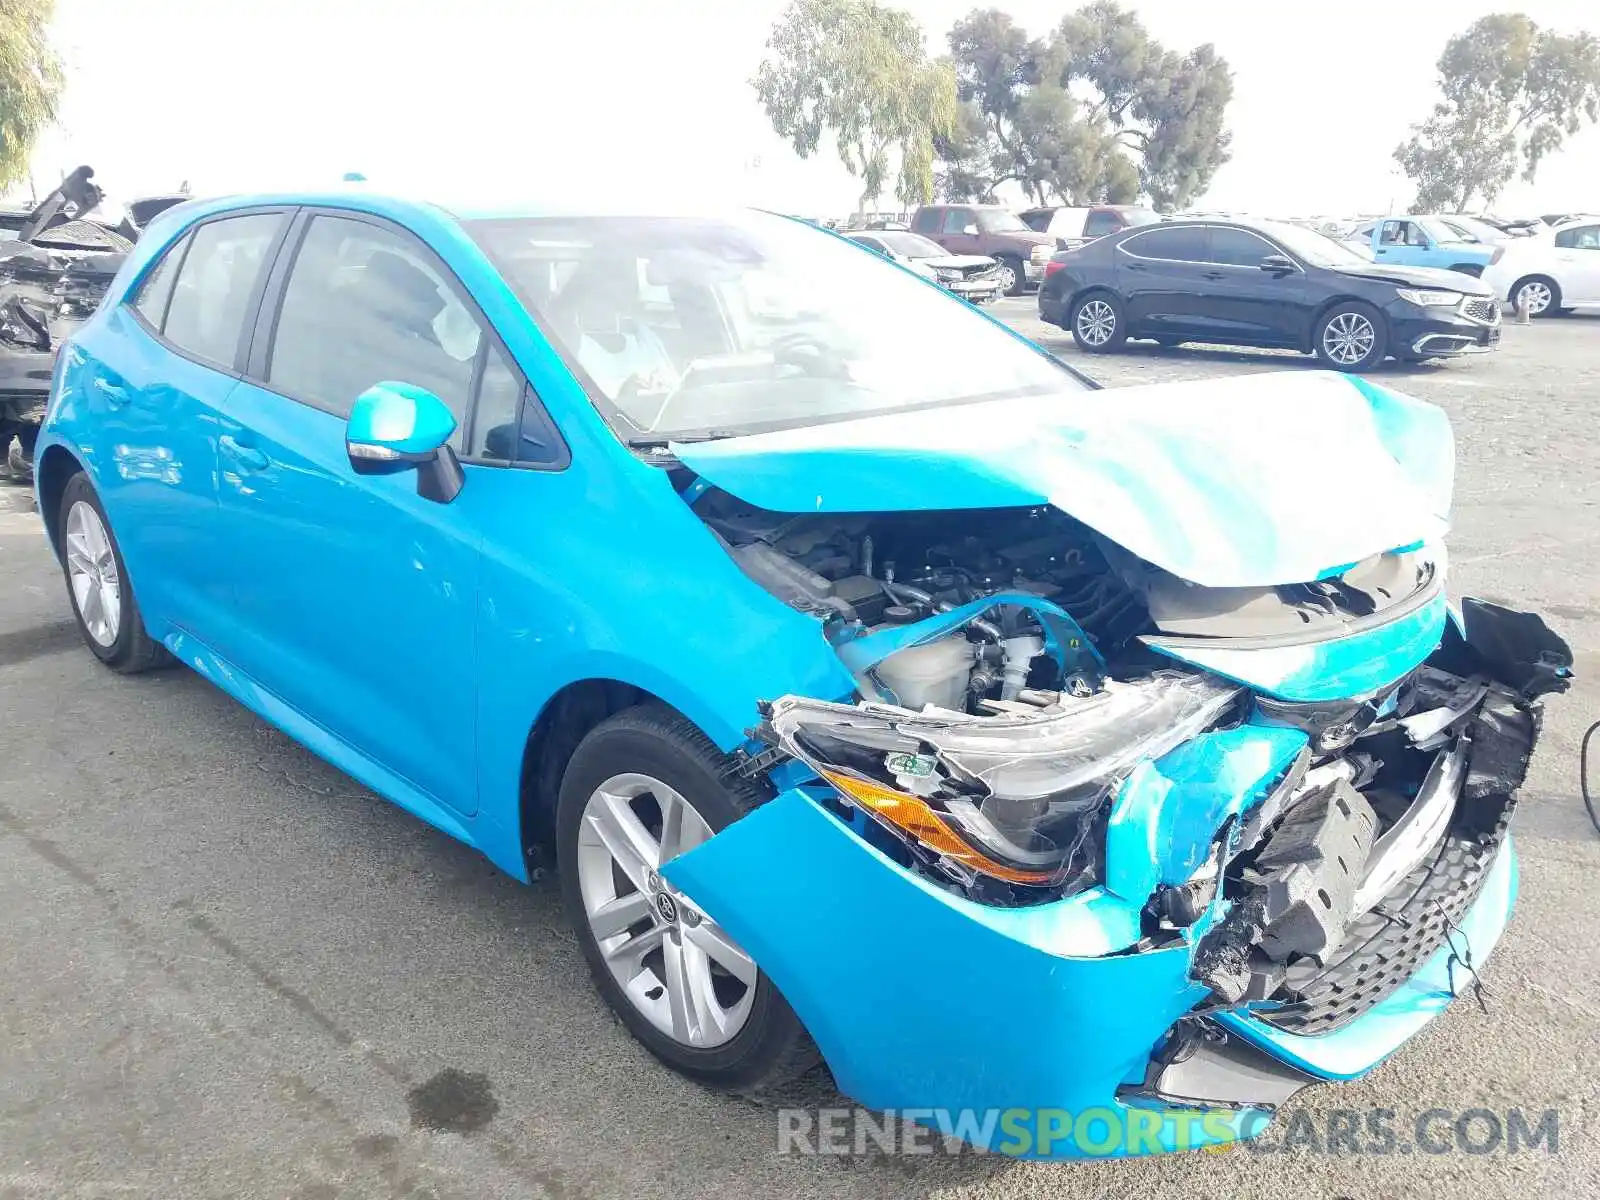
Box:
56;472;170;672
1069;291;1127;353
557;705;817;1095
1511;275;1561;318
996;255;1025;296
1313;302;1386;371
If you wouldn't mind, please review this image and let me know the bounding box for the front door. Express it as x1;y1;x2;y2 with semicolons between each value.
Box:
212;211;492;817
939;207;981;255
1190;226;1308;347
1375;219;1432;267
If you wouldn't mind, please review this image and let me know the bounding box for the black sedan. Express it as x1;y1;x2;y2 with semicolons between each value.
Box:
1038;218;1502;371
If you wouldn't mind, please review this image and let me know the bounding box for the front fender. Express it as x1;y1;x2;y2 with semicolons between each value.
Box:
662;787;1272;1156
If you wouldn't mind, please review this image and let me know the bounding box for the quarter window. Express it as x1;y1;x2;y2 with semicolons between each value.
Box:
131;234;187;328
162;214;283;367
1208;228;1279;267
267;215;483;436
470;342;524;459
1120;226;1208;262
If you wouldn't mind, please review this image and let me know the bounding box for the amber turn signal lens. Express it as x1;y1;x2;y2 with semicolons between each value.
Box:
819;770;1055;886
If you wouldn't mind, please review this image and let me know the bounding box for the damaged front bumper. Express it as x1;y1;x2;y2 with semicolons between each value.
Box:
660;603;1566;1159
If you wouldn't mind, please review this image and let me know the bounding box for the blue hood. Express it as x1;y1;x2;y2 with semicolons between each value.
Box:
672;371;1453;589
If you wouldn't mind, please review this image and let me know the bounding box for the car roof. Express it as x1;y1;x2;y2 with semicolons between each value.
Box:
156;187;760;228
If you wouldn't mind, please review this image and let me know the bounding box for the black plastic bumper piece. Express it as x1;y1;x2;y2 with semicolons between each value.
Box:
1120;1019;1322;1110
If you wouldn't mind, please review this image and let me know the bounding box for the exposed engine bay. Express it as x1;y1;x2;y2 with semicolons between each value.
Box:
688;483;1571;1029
696;489;1441;716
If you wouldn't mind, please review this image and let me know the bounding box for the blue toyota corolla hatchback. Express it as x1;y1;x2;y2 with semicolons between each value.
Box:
36;190;1568;1157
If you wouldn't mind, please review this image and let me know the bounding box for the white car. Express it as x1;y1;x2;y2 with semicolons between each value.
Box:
844;230;1004;303
1481;218;1600;316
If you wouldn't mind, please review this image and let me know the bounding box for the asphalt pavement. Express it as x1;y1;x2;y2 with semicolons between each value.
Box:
2;307;1598;1199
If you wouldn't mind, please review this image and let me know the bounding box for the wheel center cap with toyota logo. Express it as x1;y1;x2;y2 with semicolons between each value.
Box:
655;892;679;924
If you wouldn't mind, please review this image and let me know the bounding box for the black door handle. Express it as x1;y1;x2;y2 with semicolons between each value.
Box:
1202;270;1225;280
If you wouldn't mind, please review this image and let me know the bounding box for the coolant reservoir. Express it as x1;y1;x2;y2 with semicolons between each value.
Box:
865;634;976;712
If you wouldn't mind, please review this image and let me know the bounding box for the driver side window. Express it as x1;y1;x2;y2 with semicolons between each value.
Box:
942;208;973;234
266;216;480;443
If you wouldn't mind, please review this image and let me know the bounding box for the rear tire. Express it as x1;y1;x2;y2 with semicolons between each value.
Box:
1313;301;1386;372
1069;291;1127;353
56;472;171;673
557;704;818;1096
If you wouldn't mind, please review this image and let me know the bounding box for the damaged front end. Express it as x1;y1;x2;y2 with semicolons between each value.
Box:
651;374;1570;1156
656;494;1570;1155
0;166;128;482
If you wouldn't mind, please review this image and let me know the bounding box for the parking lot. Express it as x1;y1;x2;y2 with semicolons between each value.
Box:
2;308;1597;1199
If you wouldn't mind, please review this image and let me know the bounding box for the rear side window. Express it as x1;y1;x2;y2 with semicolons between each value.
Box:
131;235;186;328
162;214;283;367
266;215;482;433
910;208;939;234
1120;225;1208;262
1555;224;1599;249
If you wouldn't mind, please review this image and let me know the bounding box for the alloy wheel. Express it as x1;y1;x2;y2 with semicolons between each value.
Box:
575;772;757;1049
1321;311;1376;366
996;262;1018;293
64;500;122;647
1075;299;1117;346
1516;280;1552;316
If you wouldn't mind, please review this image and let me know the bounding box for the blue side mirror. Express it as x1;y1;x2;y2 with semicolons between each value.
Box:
345;381;464;503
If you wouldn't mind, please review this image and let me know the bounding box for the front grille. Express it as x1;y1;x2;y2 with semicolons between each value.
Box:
1461;297;1501;325
1257;799;1510;1035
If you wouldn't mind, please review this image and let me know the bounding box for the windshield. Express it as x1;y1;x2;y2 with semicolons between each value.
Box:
978;209;1030;234
468;213;1086;443
874;231;949;258
1258;220;1371;267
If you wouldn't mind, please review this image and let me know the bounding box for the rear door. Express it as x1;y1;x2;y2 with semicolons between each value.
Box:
211;209;496;817
1552;223;1600;303
68;209;288;644
1113;225;1213;336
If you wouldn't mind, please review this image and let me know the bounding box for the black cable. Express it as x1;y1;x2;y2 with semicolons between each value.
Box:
1582;719;1600;836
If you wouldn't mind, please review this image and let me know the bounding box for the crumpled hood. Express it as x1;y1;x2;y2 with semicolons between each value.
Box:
672;371;1454;589
918;254;995;269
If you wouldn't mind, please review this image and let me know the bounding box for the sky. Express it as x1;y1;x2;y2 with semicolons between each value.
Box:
22;0;1600;220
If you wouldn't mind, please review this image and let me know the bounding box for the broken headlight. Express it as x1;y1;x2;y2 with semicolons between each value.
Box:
765;672;1239;891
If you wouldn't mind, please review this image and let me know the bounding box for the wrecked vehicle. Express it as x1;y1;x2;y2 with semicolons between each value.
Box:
0;167;133;483
35;193;1571;1158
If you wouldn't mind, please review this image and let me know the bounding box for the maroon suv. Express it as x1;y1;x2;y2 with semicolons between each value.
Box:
909;205;1056;295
